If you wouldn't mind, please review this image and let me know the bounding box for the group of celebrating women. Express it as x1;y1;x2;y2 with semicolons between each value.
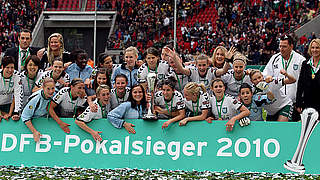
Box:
1;31;319;143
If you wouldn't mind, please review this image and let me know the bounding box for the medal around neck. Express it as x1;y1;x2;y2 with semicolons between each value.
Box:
143;72;158;121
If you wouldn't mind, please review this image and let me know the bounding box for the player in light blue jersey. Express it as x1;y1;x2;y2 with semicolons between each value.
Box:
239;83;274;121
21;78;55;142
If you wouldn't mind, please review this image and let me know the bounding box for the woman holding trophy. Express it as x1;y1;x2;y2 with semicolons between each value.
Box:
137;47;170;89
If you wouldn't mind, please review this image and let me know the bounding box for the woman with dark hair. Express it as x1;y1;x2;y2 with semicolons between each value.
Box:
86;70;108;96
0;56;23;121
154;77;185;129
108;84;147;125
49;78;87;133
86;70;109;112
239;83;274;121
92;52;120;87
33;57;70;93
206;78;250;131
20;55;43;106
137;47;170;89
110;74;130;109
76;84;135;142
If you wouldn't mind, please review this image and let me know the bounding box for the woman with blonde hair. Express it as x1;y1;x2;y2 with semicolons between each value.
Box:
211;46;236;68
221;52;252;97
179;82;211;126
296;38;320;115
111;46;139;88
40;33;71;69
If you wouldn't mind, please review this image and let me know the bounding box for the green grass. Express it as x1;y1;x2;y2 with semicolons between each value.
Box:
0;166;319;179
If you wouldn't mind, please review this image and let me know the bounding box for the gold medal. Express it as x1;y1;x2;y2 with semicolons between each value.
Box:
218;118;222;120
312;74;315;79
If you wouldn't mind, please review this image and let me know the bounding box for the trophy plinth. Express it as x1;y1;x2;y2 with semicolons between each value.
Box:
284;160;305;174
143;114;158;121
283;108;319;174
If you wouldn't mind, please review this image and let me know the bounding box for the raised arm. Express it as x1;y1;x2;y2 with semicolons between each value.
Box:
164;47;191;76
215;61;231;77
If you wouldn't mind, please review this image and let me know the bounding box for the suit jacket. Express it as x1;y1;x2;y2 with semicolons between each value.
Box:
4;46;41;70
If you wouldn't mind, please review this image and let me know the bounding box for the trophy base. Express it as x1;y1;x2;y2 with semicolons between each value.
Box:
284;160;305;174
142;114;158;121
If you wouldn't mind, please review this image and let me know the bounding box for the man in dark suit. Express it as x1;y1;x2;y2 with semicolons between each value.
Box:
4;29;41;72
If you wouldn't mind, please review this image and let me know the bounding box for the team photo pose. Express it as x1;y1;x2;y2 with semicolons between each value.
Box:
0;56;23;121
110;74;130;110
250;69;296;121
221;53;252;97
108;84;147;134
40;33;71;69
206;78;250;131
34;58;70;93
179;82;211;126
154;78;185;129
21;78;55;142
49;78;87;133
239;83;274;121
137;47;170;89
20;55;43;107
111;46;139;88
93;52;120;88
76;85;135;142
165;46;231;91
211;46;234;69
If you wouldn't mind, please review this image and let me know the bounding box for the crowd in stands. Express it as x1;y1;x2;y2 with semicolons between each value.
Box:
106;0;204;54
106;0;319;65
1;0;318;66
0;0;43;55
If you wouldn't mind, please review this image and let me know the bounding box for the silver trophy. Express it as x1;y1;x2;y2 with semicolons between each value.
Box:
284;108;319;174
143;72;158;120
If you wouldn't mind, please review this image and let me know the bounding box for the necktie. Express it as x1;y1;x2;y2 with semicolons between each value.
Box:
21;50;27;70
21;50;27;61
